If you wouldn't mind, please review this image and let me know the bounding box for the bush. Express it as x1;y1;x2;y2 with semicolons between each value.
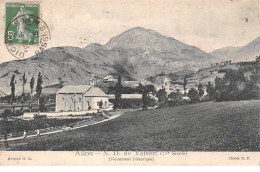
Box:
200;95;210;102
0;118;84;134
39;97;47;112
187;88;200;103
168;92;182;106
12;109;23;117
1;109;12;119
33;114;47;120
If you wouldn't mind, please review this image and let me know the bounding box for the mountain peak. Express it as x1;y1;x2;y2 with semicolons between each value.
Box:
106;26;179;52
127;26;147;31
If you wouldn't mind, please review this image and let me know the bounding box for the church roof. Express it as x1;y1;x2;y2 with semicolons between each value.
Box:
57;85;91;94
164;77;170;83
84;87;108;97
57;85;108;97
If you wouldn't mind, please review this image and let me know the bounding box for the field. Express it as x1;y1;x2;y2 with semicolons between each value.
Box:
3;99;260;151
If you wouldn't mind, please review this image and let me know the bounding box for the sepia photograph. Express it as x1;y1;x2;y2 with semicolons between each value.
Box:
0;0;259;165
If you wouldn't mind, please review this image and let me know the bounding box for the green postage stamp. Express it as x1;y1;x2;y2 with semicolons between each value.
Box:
4;2;50;59
5;3;40;45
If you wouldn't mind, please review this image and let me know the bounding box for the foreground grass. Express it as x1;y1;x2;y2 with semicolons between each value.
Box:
5;100;260;151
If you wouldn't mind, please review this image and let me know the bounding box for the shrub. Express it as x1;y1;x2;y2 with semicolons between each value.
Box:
206;81;216;100
200;95;210;102
1;109;12;119
187;88;200;103
198;84;204;97
156;89;168;107
168;92;182;106
39;97;48;112
33;114;47;120
12;109;23;117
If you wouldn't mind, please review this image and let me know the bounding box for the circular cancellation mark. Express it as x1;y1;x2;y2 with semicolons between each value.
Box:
5;14;51;59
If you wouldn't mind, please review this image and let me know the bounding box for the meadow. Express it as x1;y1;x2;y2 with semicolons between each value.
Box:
3;99;260;151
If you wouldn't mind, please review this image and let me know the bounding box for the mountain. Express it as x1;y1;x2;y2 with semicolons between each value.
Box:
0;46;130;94
105;27;218;79
0;27;218;94
210;37;260;62
229;37;260;62
210;46;240;60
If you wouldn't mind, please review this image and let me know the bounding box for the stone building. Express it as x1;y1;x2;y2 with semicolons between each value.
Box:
55;85;109;112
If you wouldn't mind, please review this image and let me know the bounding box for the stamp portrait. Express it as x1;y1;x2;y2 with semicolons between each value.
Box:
5;2;50;59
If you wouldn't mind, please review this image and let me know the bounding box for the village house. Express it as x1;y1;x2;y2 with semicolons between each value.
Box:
104;75;116;82
122;81;140;87
55;85;109;112
162;77;171;94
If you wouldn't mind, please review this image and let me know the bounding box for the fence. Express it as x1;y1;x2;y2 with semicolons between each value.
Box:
0;115;110;142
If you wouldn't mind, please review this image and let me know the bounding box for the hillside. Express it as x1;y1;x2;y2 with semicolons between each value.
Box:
0;46;125;94
0;27;219;94
229;37;260;62
210;37;260;62
105;27;218;79
175;63;240;88
5;99;260;151
210;46;240;60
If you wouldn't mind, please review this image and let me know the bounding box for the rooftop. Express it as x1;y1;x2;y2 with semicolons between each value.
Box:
57;85;91;94
84;87;108;97
57;85;108;97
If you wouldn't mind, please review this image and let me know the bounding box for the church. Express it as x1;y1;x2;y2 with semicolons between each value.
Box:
55;79;109;112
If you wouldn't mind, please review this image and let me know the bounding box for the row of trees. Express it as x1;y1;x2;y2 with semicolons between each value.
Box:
5;72;44;116
206;56;260;101
156;83;206;108
9;72;43;104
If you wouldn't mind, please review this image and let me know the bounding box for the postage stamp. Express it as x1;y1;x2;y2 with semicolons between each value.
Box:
5;3;40;45
5;2;50;59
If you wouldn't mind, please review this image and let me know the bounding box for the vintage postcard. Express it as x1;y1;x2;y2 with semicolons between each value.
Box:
0;0;259;165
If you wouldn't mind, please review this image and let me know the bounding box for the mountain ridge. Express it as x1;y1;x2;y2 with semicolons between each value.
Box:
210;36;260;61
0;27;220;94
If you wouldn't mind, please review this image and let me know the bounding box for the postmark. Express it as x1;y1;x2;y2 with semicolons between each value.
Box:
5;2;51;59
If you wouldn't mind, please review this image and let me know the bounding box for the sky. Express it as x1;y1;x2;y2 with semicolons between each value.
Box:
0;0;259;63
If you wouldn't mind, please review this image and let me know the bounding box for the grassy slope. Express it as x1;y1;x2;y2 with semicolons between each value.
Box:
7;100;260;151
175;64;239;87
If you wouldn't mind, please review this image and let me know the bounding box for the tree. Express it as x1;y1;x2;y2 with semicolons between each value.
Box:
30;75;35;99
114;76;122;110
198;84;204;97
206;81;215;100
168;91;182;104
1;109;12;119
156;89;168;107
183;76;188;93
214;77;225;101
187;88;200;103
21;72;27;102
215;77;225;92
144;85;156;96
138;83;148;110
10;75;15;104
36;72;43;108
39;97;47;112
